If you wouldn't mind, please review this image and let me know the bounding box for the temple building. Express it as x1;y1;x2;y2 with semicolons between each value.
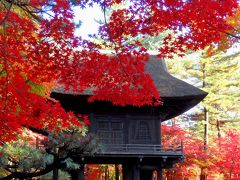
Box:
51;55;207;180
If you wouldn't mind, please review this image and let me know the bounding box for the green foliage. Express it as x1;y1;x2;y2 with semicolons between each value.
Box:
0;126;100;178
130;31;173;51
201;52;240;116
166;50;240;125
27;80;48;97
64;158;80;169
0;138;53;177
40;170;71;180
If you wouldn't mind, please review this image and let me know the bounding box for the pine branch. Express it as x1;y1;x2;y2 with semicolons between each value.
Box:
1;160;64;179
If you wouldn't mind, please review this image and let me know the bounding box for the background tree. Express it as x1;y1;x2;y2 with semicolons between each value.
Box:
0;125;100;179
167;50;240;137
161;49;240;180
214;130;240;179
161;124;240;179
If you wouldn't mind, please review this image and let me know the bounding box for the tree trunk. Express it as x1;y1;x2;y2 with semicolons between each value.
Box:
202;63;208;151
115;164;119;180
200;168;207;180
105;166;109;180
216;120;221;138
200;63;208;180
203;107;209;151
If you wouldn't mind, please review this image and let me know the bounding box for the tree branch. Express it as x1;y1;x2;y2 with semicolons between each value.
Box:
3;19;8;111
1;161;59;179
26;126;49;136
0;0;14;25
225;32;240;40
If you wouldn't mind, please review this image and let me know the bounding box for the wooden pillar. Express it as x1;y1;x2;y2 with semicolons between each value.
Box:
140;170;153;180
133;164;140;180
53;168;58;180
53;155;58;180
159;120;162;145
70;165;85;180
122;163;132;180
78;165;85;180
122;163;140;180
157;168;162;180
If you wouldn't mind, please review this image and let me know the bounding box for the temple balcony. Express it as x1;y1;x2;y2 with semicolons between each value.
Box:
98;143;183;155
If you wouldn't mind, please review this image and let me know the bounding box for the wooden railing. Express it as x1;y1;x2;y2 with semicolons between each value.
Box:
99;142;183;154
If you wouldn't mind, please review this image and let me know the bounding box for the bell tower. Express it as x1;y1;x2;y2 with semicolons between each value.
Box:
51;55;207;180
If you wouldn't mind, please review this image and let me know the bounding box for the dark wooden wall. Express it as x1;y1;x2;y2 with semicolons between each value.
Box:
89;113;161;145
51;93;163;145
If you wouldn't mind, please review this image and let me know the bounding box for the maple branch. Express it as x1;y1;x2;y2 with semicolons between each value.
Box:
206;21;240;41
0;17;12;132
102;4;119;52
5;0;28;6
29;4;54;18
16;3;42;22
25;126;49;136
4;0;54;23
101;4;132;79
0;0;14;25
225;32;240;40
3;18;8;111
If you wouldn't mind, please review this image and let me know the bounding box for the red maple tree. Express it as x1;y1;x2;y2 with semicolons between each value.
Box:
0;0;238;143
162;125;240;179
161;124;212;179
214;130;240;179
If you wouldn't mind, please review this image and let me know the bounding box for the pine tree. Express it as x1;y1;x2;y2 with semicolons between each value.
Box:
167;50;240;138
165;50;240;179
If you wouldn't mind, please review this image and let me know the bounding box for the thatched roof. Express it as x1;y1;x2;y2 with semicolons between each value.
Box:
146;55;206;97
54;55;206;98
52;55;207;120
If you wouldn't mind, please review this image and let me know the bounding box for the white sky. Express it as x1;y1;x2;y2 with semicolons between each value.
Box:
73;5;102;39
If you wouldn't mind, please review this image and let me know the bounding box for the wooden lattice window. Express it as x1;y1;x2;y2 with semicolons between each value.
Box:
97;121;124;144
136;121;151;141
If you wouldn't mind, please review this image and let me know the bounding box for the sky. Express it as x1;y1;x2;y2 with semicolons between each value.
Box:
73;5;102;39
